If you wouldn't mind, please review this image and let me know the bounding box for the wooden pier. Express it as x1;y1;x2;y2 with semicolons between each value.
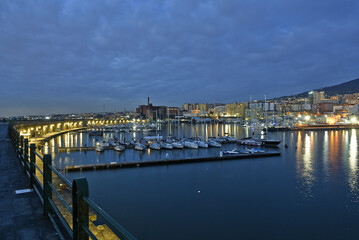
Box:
65;152;281;172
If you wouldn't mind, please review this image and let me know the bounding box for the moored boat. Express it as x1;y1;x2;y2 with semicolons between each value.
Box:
237;139;262;146
114;145;125;152
208;140;221;147
95;146;104;152
134;143;146;151
194;140;208;148
160;142;173;149
172;141;184;149
183;140;198;149
149;142;161;150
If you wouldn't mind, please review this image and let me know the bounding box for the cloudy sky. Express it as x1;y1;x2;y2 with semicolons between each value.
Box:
1;0;359;116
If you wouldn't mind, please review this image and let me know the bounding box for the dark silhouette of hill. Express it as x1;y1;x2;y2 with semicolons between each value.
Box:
274;77;359;100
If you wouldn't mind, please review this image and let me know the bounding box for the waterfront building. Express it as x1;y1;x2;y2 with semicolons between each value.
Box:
136;97;179;120
225;102;246;117
212;105;226;117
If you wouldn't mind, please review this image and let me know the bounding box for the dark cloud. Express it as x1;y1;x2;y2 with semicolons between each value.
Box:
0;0;359;116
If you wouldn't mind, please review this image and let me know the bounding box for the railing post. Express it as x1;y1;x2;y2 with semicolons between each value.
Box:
30;144;36;188
43;154;52;216
73;178;89;240
20;136;24;164
24;138;29;173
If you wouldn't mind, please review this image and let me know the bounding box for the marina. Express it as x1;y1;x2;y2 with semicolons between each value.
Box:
16;121;359;240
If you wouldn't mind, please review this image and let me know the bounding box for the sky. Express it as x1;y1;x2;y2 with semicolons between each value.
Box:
1;0;359;117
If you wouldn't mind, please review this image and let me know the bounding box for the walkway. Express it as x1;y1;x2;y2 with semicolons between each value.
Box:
0;123;58;240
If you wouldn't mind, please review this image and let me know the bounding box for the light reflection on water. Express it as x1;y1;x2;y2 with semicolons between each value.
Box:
323;131;329;180
296;132;315;198
348;129;359;203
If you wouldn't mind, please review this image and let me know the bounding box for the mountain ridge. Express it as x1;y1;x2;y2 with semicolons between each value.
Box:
275;77;359;100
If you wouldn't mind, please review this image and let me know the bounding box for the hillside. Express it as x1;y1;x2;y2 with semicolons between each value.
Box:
315;77;359;96
275;77;359;100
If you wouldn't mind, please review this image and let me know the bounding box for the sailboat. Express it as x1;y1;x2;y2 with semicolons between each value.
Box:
253;95;281;146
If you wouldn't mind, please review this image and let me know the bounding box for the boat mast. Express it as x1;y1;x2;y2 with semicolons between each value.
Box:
167;107;170;137
177;108;180;138
265;94;268;135
156;110;159;139
250;94;255;136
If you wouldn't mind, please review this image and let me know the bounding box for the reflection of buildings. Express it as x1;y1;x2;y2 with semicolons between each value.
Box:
136;97;179;120
348;129;358;198
296;132;315;198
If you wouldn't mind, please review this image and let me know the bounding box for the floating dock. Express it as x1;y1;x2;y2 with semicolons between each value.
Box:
64;152;281;172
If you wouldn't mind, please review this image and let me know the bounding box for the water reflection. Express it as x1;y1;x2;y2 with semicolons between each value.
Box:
297;132;315;198
322;131;329;180
348;129;359;203
329;131;340;173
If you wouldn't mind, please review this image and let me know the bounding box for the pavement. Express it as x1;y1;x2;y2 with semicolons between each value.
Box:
0;123;58;240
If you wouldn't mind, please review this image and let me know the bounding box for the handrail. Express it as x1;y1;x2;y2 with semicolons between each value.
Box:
82;224;97;240
48;197;73;237
34;151;44;161
8;123;137;240
48;181;73;215
34;163;44;176
48;213;66;240
49;165;73;188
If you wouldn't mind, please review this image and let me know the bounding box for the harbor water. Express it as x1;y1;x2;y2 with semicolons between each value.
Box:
47;123;359;239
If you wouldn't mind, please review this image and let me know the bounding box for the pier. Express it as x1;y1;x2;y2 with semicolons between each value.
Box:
0;123;58;239
65;152;281;172
269;124;359;132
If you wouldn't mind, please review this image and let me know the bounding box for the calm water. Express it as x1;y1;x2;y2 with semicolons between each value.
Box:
48;124;359;240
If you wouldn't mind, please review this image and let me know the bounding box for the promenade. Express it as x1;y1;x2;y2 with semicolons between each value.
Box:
0;123;58;239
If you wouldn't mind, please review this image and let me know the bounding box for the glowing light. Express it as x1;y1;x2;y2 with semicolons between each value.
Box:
305;116;310;121
351;117;357;124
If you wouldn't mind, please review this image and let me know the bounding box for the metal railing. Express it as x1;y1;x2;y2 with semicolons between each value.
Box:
9;124;136;240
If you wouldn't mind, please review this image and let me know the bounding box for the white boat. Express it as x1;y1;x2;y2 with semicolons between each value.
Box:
114;145;125;152
183;141;198;149
223;149;240;155
225;136;237;143
208;140;221;148
99;141;110;147
160;142;173;149
134;143;146;151
223;149;251;154
95;146;104;152
245;148;265;153
172;141;184;149
149;142;161;150
213;137;227;143
194;140;208;148
237;139;262;146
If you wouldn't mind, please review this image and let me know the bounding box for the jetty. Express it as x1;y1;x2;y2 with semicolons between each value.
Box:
57;146;113;152
269;124;359;132
65;152;281;172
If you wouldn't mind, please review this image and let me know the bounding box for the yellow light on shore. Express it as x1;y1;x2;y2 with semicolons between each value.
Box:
351;117;357;124
304;116;310;121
